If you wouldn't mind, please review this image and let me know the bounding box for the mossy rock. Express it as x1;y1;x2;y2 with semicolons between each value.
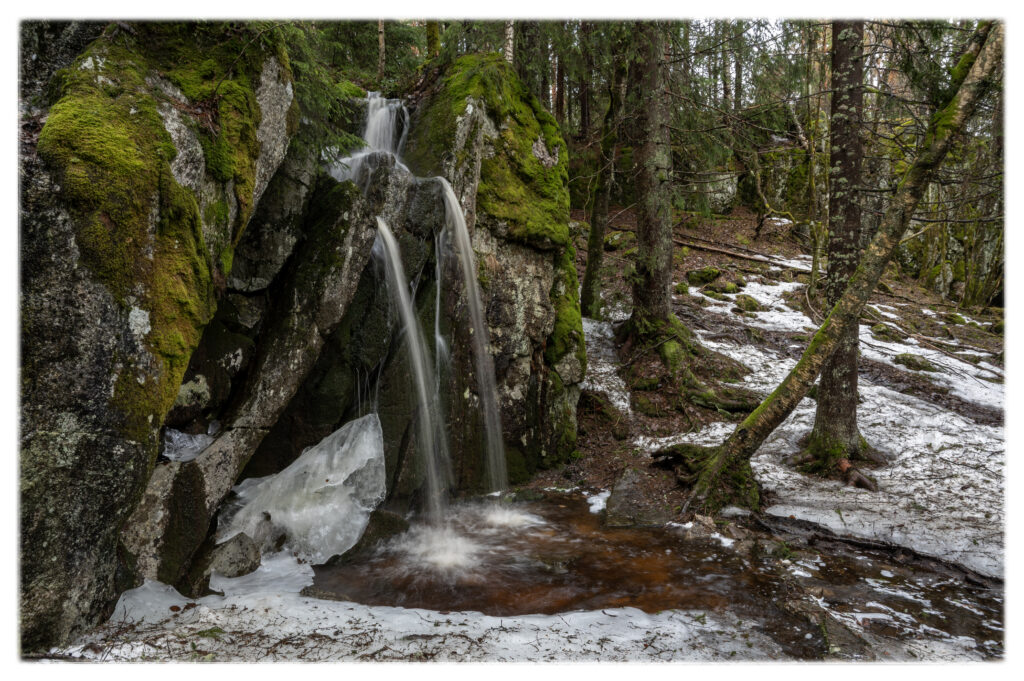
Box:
870;322;907;342
990;320;1004;335
35;24;289;443
674;281;689;295
943;312;967;325
687;266;721;286
894;353;940;372
604;230;636;252
544;244;586;373
703;290;726;301
706;280;739;294
404;53;569;250
734;294;761;312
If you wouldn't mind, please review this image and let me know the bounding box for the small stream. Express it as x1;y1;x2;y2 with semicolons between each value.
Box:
311;492;1003;659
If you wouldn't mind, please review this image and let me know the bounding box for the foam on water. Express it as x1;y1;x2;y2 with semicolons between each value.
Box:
386;524;485;573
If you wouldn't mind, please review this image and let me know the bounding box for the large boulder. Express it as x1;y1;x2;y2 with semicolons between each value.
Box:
19;23;295;650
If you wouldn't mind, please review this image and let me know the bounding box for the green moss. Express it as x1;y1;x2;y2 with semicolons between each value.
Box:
944;312;966;325
894;353;940;372
871;322;906;342
734;294;761;312
405;54;570;250
686;266;721;286
633;394;665;417
674;281;689;295
707;280;738;294
336;78;366;99
604;230;636;251
544;244;586;372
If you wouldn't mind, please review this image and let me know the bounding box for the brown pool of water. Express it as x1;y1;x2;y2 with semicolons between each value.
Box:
310;493;1002;659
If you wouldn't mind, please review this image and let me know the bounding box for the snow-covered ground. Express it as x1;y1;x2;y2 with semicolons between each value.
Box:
637;277;1004;578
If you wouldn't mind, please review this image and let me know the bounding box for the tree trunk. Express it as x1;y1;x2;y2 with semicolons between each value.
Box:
580;21;593;136
733;21;744;110
541;37;550;110
721;24;732;111
630;21;674;331
555;52;565;122
377;20;386;82
682;21;691;86
426;21;440;58
666;21;1001;514
503;20;514;63
806;21;871;469
580;43;629;318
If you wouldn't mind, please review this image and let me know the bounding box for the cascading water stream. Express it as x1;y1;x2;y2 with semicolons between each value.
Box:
438;180;508;493
337;90;508;518
375;217;452;522
330;92;409;188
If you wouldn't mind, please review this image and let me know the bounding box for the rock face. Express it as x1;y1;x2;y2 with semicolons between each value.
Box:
403;54;586;486
19;24;295;650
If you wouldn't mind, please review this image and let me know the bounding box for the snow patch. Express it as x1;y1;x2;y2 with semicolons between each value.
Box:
581;317;632;414
586;490;611;513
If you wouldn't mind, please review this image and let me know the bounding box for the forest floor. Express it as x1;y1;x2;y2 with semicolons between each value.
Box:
47;207;1004;663
540;205;1003;577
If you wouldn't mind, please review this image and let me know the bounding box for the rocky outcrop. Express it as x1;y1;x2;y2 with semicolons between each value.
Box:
19;24;295;651
404;54;586;486
120;179;378;586
21;44;588;652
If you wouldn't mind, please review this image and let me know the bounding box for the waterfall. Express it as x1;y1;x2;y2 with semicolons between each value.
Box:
438;179;508;494
336;89;508;512
330;92;409;188
375;217;452;521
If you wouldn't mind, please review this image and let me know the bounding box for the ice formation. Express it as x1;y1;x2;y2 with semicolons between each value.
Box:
218;414;386;564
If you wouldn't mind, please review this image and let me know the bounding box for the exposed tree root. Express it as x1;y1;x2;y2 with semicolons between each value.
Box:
651;442;760;513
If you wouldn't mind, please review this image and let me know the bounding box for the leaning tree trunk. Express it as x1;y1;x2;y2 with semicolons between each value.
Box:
580;44;628;318
629;20;674;332
664;21;1001;514
805;20;874;471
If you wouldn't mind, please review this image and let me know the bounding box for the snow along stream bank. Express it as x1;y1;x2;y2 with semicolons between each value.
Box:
642;276;1004;578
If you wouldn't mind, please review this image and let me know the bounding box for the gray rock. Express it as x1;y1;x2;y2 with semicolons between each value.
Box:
175;532;261;598
209;533;262;578
604;468;673;528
